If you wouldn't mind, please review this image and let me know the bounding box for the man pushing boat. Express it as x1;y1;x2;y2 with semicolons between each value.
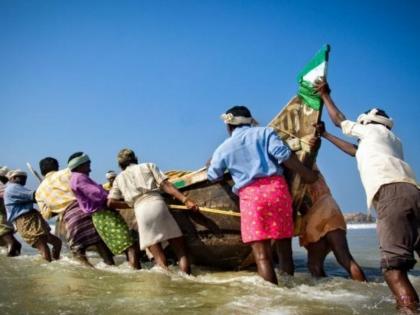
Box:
315;78;420;313
207;105;318;284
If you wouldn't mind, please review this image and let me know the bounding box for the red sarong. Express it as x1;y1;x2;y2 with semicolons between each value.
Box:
238;175;293;243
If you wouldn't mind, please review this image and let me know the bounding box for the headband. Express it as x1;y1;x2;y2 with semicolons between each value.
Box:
0;166;10;177
220;113;258;126
8;169;27;178
106;171;117;179
68;154;90;171
356;108;393;129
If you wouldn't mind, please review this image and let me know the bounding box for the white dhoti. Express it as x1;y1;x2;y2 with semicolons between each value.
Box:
134;193;182;250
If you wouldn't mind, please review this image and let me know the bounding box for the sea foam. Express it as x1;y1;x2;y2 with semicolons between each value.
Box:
347;223;376;229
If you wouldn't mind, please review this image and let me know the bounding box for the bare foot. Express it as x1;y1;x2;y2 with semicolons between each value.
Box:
73;253;94;268
396;297;419;315
126;246;141;270
7;241;22;257
52;243;61;260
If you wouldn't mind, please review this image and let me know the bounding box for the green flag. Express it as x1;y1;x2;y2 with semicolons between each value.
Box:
297;45;330;111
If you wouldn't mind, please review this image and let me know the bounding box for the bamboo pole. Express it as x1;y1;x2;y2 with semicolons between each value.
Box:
168;204;240;217
26;162;43;183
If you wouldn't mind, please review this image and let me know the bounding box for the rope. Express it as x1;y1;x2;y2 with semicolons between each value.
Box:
168;204;241;217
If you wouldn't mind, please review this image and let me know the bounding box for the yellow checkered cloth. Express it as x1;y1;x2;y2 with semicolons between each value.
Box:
35;168;76;219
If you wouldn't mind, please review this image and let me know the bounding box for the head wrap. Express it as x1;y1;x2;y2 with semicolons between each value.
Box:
8;169;27;179
106;170;117;180
220;113;258;126
117;148;137;165
356;108;393;129
68;154;90;171
0;166;10;177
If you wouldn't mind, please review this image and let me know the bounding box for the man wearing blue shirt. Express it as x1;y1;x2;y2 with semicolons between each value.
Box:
208;106;318;284
208;124;292;194
4;170;61;262
0;167;21;256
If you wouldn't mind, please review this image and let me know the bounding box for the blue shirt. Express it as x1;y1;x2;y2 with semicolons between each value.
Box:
4;183;34;222
207;126;291;194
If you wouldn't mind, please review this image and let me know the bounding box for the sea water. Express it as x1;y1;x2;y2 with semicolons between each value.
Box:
1;226;418;315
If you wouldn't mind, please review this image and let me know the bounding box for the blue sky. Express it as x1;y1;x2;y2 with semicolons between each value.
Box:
1;0;419;212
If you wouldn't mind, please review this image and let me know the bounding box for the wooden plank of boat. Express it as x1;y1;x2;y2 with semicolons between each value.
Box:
268;95;320;211
168;167;208;189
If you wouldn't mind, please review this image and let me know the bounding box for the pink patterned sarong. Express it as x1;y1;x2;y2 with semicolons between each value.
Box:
238;175;293;243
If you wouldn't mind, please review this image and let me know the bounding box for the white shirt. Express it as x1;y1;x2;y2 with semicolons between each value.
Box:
341;120;418;208
108;163;167;207
0;182;5;199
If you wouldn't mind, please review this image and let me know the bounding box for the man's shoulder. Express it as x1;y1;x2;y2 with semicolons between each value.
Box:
69;172;85;185
57;168;71;176
140;162;155;168
242;126;274;136
4;183;14;193
127;163;151;172
118;164;141;178
341;119;363;137
46;169;71;182
7;183;31;194
5;182;19;191
255;126;272;132
214;137;234;154
360;122;394;137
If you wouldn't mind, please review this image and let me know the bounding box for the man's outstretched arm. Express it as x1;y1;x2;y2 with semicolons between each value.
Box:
323;131;358;157
315;79;347;127
315;122;357;157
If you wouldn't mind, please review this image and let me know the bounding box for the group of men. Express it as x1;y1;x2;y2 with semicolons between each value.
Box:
0;78;419;313
205;78;420;313
0;149;200;271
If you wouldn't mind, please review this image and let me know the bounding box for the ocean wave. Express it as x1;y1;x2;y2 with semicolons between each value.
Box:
347;223;377;229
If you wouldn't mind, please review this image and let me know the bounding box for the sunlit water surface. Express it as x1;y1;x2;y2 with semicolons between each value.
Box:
1;227;419;315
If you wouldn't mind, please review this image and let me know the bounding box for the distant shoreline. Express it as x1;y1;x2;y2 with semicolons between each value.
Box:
343;212;375;224
347;223;376;230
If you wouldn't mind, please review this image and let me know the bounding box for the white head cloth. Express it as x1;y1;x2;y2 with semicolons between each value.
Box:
8;169;27;179
0;166;11;177
220;113;258;126
106;171;117;180
356;108;393;129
